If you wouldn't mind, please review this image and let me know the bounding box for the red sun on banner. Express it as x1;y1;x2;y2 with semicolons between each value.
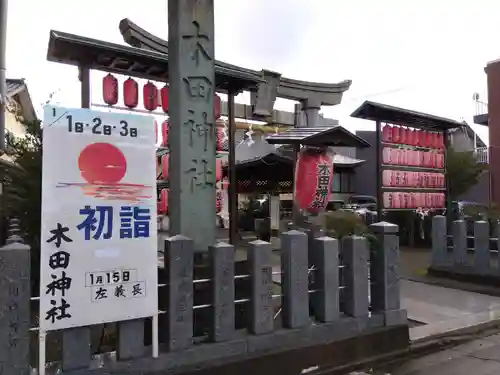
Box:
78;142;127;184
57;142;153;202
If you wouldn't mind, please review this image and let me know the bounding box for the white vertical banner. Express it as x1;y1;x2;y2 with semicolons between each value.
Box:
40;106;158;331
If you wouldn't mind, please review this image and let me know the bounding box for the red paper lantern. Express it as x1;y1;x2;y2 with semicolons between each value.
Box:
216;191;222;213
382;170;390;187
159;189;168;214
160;85;169;113
383;193;390;209
382;147;390;164
381;124;391;142
161;120;169;147
405;129;412;145
391;126;400;143
293;147;334;214
216;127;224;152
424;131;432;148
216;158;222;182
102;74;118;105
123;78;139;109
143;81;158;111
436;132;444;149
402;149;409;166
430;132;438;149
161;154;169;180
214;94;221;119
419;131;426;147
400;127;408;145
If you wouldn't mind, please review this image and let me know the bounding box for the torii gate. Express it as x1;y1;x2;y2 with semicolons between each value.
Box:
46;10;351;247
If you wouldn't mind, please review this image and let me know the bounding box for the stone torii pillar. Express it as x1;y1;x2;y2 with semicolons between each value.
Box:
168;0;216;251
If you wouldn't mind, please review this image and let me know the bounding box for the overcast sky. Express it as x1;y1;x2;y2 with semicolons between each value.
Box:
6;0;499;143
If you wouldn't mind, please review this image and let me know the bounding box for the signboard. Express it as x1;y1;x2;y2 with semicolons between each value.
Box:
379;124;446;210
40;106;158;331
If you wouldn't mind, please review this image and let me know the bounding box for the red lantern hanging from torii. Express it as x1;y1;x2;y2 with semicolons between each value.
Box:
100;74;223;116
102;74;118;106
214;94;221;119
216;191;223;213
160;84;169;113
216;126;224;152
159;188;168;214
293;147;334;214
123;77;139;109
161;120;169;147
143;81;158;111
161;154;169;180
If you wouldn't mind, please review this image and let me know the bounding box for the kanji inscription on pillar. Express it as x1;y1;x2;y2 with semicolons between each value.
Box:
168;0;216;251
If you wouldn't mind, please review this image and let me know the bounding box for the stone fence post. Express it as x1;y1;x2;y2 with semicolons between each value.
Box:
452;220;467;265
369;221;406;326
431;215;448;268
340;235;369;318
473;220;490;274
0;219;30;375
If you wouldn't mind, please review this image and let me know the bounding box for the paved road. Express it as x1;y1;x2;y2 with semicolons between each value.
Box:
355;332;500;374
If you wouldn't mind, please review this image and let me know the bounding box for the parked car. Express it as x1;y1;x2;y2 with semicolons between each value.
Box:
326;200;345;212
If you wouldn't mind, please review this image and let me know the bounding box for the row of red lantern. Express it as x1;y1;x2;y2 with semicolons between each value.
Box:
157;188;223;214
155;120;225;150
160;155;223;181
381;124;444;149
382;170;445;188
382;148;445;169
102;74;222;117
383;192;445;209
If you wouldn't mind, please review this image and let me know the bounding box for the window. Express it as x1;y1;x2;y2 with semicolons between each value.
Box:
332;173;341;192
331;172;352;193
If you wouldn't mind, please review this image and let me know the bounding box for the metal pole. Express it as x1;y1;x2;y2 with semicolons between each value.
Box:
228;91;238;245
0;0;7;151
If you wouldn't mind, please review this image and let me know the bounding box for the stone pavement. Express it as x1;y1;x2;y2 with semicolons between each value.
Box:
401;279;500;341
357;332;500;374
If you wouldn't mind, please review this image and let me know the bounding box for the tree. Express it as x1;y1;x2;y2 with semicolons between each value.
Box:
446;146;488;200
0;114;42;290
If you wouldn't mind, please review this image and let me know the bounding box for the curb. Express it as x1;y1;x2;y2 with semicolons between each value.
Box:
403;274;500;298
410;315;500;350
329;317;500;374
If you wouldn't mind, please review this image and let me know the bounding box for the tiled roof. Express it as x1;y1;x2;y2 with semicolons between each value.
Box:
278;146;365;167
235;137;290;165
265;125;370;148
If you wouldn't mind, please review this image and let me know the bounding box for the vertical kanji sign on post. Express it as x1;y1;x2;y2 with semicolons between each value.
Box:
40;106;158;331
168;0;216;251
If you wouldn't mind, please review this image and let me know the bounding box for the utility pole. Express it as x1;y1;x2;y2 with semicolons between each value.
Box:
0;0;7;152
